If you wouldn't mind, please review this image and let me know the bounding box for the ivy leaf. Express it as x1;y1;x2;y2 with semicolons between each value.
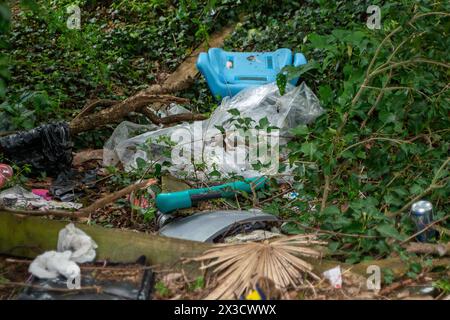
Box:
258;117;269;129
291;124;309;137
300;142;317;160
276;73;287;95
227;108;240;116
318;85;333;105
376;224;406;241
281;60;320;81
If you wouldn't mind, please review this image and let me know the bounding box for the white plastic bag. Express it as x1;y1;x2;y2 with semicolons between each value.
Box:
57;223;98;263
29;251;80;280
104;82;324;180
323;266;343;289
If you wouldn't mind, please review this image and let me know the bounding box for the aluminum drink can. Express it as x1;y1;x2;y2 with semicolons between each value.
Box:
411;200;435;242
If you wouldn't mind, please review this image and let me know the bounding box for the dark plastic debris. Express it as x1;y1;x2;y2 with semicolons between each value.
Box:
50;169;98;202
17;257;154;300
0;122;72;176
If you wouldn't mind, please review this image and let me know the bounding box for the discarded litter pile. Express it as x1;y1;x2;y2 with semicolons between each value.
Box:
104;82;324;180
0;185;82;211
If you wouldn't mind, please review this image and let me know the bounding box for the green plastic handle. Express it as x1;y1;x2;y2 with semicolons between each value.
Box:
156;176;267;213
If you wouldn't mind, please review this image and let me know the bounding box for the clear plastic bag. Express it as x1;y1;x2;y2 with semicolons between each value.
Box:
103;82;324;180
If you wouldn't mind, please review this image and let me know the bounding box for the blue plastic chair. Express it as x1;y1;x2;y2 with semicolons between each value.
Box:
197;48;307;99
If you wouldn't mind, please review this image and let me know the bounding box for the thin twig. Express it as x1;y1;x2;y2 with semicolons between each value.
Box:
340;137;411;155
0;282;102;293
292;221;380;239
320;175;330;213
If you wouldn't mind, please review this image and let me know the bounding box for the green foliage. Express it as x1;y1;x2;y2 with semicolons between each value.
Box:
0;1;10;99
1;0;239;133
1;0;449;268
0;91;59;130
188;276;205;291
224;0;450;262
433;278;450;294
155;281;171;298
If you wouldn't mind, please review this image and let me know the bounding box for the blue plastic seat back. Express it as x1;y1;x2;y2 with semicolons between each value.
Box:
197;48;307;99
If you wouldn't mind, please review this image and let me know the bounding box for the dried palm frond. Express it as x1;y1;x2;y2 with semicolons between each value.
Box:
193;234;326;299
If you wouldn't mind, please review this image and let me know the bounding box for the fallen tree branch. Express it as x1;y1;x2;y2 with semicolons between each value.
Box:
0;206;82;218
79;178;157;215
379;277;418;296
404;242;450;256
69;95;189;134
0;212;211;271
320;174;330;213
72;99;118;121
292;221;380;239
140;107;207;125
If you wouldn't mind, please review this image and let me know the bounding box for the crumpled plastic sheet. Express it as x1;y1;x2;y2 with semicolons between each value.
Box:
50;169;98;202
0;122;72;176
104;83;324;180
57;223;98;263
28;251;81;280
103;103;190;166
0;185;82;210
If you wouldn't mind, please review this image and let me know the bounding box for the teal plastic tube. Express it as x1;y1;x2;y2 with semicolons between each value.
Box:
156;176;267;213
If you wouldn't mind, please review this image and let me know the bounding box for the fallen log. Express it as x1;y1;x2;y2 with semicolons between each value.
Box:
0;212;209;269
1;212;449;279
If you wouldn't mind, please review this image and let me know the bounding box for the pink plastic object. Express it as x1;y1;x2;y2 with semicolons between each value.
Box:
0;164;13;178
0;174;5;188
0;164;13;188
32;189;52;201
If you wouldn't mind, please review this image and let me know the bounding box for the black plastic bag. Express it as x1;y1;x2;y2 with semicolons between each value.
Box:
0;122;72;176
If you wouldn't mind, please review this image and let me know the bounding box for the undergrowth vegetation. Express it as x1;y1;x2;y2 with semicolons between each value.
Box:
1;0;449;267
